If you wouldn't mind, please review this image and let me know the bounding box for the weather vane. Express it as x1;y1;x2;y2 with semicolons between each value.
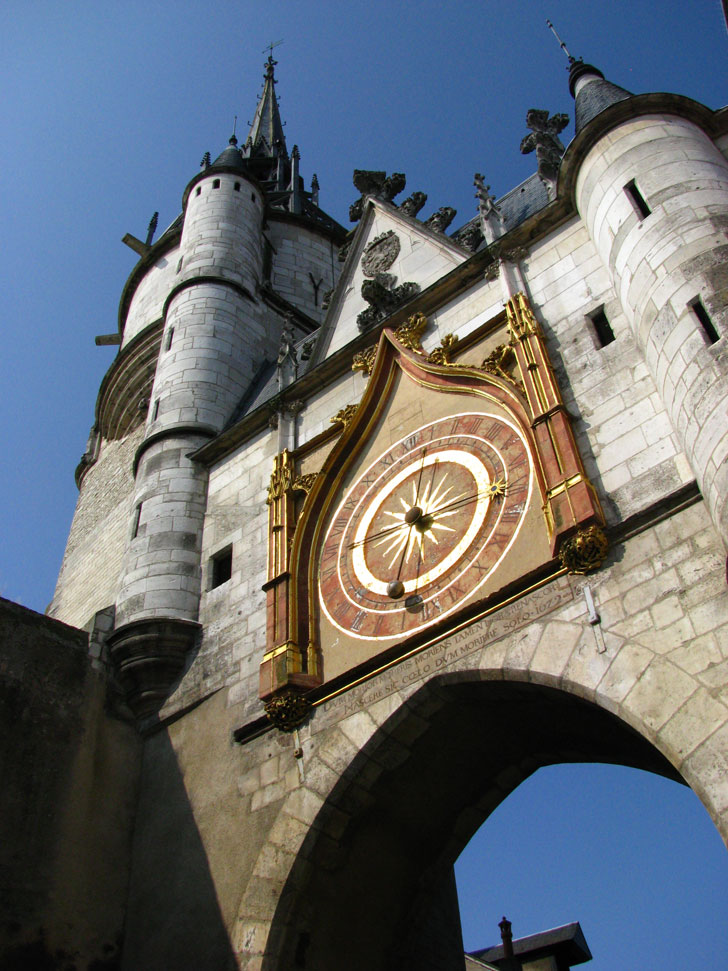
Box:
263;39;284;59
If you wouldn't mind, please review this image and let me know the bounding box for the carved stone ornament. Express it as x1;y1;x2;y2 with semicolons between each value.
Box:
357;277;421;333
453;222;484;253
349;170;406;223
361;231;401;277
483;262;500;282
558;525;609;575
352;345;377;376
263;687;313;732
424;206;457;234
427;333;458;366
520;108;569;191
503;246;530;264
330;404;359;429
291;473;319;495
300;339;316;362
399;191;427;217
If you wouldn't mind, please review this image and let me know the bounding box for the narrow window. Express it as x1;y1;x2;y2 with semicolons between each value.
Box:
234;181;241;191
251;193;256;203
212;178;220;189
588;306;615;347
165;327;175;351
211;547;232;588
624;179;651;219
689;297;721;345
263;238;273;282
152;399;160;421
132;503;142;538
176;257;183;273
195;186;201;196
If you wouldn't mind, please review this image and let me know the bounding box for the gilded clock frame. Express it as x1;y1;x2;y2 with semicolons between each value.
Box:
259;295;606;708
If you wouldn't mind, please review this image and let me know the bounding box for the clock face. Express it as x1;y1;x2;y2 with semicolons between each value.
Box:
319;412;532;639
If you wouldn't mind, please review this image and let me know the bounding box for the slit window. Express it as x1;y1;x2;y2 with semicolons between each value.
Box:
132;503;142;538
212;178;220;189
690;298;721;345
211;547;233;588
588;306;615;348
195;186;201;196
624;180;651;219
165;327;175;351
234;181;241;191
152;399;160;421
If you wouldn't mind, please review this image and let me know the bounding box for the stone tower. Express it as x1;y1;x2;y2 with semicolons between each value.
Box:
49;56;346;716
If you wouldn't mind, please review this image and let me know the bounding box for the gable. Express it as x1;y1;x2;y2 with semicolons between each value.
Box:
322;200;468;358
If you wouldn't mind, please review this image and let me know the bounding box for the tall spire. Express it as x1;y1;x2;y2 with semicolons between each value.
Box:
243;55;287;159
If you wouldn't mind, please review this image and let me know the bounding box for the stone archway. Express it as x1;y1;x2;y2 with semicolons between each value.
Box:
248;672;711;970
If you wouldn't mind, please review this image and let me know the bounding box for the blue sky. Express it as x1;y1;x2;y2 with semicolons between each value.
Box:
2;1;727;966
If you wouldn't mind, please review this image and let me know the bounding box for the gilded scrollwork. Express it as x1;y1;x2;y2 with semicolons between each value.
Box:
427;333;458;366
480;343;522;389
394;312;428;352
330;404;359;429
263;687;312;732
352;344;377;376
558;525;609;575
291;473;319;495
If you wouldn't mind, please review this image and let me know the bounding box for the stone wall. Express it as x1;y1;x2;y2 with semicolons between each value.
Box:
267;219;341;324
0;598;140;970
50;427;143;629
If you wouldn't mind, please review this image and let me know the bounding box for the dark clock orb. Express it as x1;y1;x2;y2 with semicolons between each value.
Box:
387;580;405;599
404;505;423;524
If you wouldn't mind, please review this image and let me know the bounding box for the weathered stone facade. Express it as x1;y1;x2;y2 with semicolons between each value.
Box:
6;53;727;971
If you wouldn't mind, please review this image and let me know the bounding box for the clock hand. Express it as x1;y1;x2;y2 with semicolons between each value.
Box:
414;448;427;505
347;519;409;550
426;479;505;519
387;522;413;599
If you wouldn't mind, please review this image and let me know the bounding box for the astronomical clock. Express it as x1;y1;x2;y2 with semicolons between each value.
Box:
260;295;607;729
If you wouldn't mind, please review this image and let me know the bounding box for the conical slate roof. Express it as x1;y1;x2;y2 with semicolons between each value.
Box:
568;60;632;133
210;135;247;172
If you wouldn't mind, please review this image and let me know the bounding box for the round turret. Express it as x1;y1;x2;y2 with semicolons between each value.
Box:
570;71;728;551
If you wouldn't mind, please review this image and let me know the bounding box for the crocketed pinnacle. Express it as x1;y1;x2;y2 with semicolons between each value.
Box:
243;55;288;159
568;59;632;133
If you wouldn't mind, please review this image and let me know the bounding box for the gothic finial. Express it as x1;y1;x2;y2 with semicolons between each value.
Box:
474;174;499;218
546;19;575;64
291;144;300;160
229;115;238;145
311;173;320;206
200;151;211;169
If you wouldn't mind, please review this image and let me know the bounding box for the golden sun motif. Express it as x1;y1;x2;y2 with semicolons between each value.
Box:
351;449;492;596
376;465;463;570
